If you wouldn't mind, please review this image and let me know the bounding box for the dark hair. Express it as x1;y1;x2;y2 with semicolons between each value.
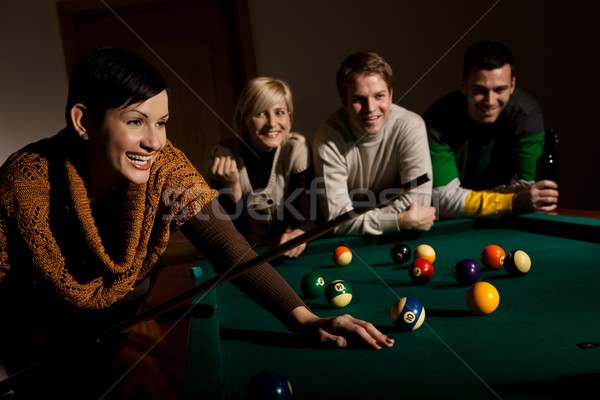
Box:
335;51;393;102
462;40;515;77
65;47;168;129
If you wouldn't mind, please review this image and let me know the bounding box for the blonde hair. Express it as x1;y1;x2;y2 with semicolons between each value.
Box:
233;76;294;134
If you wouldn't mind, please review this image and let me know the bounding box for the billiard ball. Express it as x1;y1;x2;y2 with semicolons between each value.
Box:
466;281;500;315
332;246;352;266
414;244;436;263
325;279;353;307
480;244;506;270
408;258;434;284
453;258;481;285
504;250;532;276
300;272;326;298
390;242;411;265
390;296;426;332
246;369;293;400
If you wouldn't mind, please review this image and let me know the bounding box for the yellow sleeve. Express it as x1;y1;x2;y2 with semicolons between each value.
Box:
463;191;513;218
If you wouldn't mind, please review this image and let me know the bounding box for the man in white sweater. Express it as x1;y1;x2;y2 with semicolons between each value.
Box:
312;51;435;236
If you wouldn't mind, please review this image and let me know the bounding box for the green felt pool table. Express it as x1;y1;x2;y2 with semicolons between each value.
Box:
172;213;600;400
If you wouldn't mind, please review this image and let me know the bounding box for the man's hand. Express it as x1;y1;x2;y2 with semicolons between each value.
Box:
512;180;559;214
397;202;436;231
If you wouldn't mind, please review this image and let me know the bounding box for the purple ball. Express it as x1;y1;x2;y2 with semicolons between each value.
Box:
453;258;481;285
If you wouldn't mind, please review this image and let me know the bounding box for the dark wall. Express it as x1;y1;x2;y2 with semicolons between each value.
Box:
2;0;597;210
249;0;600;211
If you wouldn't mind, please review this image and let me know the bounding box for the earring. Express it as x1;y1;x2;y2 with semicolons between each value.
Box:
81;132;89;140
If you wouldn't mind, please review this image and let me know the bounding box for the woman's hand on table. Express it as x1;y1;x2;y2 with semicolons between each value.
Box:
289;306;395;349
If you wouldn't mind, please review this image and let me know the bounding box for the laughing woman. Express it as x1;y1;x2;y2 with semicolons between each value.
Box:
0;48;393;399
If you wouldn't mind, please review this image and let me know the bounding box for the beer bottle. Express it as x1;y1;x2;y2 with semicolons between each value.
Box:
535;128;558;183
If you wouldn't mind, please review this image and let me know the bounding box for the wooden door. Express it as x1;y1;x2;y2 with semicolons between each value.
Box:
57;0;256;177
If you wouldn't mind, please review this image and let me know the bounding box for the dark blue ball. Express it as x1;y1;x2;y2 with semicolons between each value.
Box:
391;296;426;332
246;370;294;400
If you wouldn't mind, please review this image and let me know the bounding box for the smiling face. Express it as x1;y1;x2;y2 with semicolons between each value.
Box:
84;89;169;195
461;64;515;124
245;98;291;152
343;73;393;136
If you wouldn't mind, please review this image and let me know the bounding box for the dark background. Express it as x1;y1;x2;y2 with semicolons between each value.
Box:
1;0;598;210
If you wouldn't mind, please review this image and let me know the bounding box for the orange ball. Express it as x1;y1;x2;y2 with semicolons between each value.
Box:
466;282;500;315
480;244;506;270
332;246;352;266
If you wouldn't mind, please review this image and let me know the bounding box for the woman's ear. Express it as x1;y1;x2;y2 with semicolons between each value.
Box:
70;103;90;140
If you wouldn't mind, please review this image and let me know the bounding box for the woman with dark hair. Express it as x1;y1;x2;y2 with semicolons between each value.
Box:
0;47;393;399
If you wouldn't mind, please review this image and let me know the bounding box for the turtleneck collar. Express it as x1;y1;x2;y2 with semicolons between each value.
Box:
345;110;385;145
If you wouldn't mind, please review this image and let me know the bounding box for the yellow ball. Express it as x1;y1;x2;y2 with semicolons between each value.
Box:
466;281;500;315
504;250;532;276
414;244;436;263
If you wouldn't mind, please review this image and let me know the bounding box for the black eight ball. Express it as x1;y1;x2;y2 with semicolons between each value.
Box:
390;243;411;265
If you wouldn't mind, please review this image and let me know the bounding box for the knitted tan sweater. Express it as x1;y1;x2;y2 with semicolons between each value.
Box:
0;130;308;400
0;129;217;310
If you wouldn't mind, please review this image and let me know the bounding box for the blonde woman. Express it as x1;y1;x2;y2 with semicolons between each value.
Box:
208;77;316;258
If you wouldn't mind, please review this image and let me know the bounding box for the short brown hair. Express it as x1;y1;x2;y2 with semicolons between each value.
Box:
335;51;393;102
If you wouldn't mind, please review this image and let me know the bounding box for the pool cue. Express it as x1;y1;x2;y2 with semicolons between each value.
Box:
0;172;429;394
101;171;430;334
